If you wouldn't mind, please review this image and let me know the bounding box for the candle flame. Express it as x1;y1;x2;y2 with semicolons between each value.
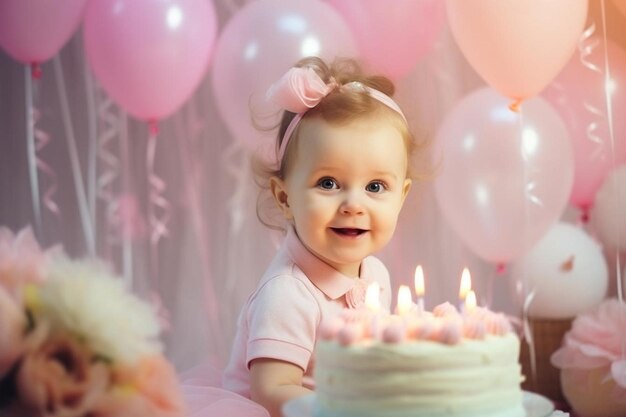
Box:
465;290;477;312
459;267;472;300
365;282;381;312
396;285;412;315
414;265;425;297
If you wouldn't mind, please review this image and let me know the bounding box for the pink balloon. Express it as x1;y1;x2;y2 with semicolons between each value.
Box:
83;0;217;121
211;0;357;149
445;0;588;102
0;0;86;64
328;0;444;80
543;40;626;212
434;88;574;264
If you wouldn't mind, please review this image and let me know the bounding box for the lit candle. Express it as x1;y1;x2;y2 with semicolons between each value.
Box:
396;285;412;316
459;267;472;300
365;282;381;312
464;290;477;314
459;267;472;312
414;265;425;313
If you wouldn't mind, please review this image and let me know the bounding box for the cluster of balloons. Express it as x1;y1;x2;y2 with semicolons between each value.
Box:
434;0;588;266
436;0;626;320
0;0;217;123
211;0;446;149
0;0;448;137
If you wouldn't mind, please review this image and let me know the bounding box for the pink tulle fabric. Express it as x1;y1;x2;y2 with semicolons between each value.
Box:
265;67;336;114
551;298;626;389
179;362;269;417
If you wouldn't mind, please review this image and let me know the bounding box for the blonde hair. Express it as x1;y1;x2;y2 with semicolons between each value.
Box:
253;56;423;230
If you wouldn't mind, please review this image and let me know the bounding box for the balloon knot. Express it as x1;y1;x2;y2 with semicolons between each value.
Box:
496;263;507;275
580;206;590;224
508;99;522;112
148;119;160;136
31;62;42;80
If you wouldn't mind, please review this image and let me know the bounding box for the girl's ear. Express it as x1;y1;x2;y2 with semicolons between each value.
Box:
401;178;412;204
269;176;292;219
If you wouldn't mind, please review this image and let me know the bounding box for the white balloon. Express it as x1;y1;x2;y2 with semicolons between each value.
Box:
591;165;626;252
510;222;608;319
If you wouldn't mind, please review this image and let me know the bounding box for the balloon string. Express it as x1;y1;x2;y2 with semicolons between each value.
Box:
145;126;172;334
32;107;60;218
578;25;607;164
97;96;122;246
53;56;96;256
25;65;42;236
522;290;538;389
118;114;134;288
600;0;624;364
83;55;99;243
146;128;170;246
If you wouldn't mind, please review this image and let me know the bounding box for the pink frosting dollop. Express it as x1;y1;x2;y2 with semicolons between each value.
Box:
463;318;487;340
439;320;463;345
382;322;405;344
433;302;460;317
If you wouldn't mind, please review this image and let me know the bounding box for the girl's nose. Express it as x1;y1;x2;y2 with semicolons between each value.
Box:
340;191;365;215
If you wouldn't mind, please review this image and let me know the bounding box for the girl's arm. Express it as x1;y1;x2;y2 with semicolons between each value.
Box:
249;358;312;417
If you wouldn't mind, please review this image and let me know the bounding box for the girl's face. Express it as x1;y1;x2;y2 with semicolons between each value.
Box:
271;117;412;278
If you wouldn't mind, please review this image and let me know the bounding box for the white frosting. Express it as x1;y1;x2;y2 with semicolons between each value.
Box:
314;329;525;417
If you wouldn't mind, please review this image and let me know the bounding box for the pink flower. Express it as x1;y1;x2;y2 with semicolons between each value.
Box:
92;355;185;417
16;333;110;417
0;285;27;378
552;298;626;388
0;226;51;299
345;279;373;309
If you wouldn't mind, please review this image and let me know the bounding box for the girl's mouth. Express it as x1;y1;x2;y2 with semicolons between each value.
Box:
331;228;368;237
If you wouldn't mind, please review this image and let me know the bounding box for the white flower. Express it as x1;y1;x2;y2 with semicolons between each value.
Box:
36;257;162;364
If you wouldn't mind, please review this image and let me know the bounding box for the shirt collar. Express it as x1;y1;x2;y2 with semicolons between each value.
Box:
285;226;372;300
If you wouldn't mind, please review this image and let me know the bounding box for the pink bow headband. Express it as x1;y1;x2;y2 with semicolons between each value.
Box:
266;66;407;169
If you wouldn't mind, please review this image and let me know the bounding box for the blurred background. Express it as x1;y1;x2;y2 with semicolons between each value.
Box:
0;0;624;392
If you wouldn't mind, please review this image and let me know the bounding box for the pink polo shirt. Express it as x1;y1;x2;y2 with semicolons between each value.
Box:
222;227;392;398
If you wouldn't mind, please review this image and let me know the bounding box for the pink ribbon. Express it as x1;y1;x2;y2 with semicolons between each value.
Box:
266;67;337;114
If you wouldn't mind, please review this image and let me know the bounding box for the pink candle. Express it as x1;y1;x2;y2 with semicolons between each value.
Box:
414;265;425;313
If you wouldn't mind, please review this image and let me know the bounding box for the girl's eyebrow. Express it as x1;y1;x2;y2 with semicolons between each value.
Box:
311;167;398;181
369;170;398;181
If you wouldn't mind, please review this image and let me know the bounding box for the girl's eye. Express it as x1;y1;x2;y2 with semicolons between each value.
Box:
366;181;386;193
318;178;338;190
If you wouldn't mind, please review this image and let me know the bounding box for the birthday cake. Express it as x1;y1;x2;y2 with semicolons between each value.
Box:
313;303;525;417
